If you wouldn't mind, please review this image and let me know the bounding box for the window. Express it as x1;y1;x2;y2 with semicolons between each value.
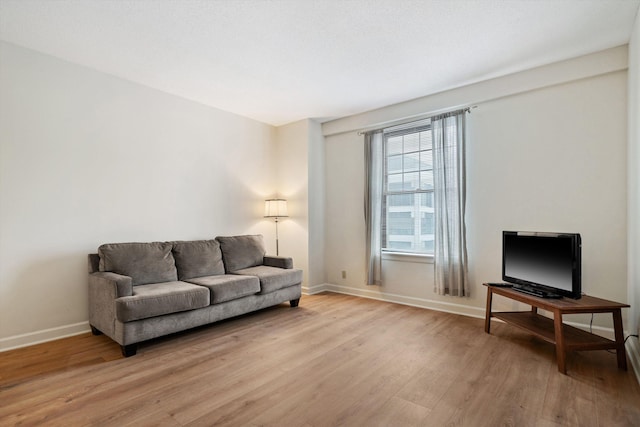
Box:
382;121;434;254
365;109;468;294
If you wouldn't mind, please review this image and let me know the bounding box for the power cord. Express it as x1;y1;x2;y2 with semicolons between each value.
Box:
589;314;639;353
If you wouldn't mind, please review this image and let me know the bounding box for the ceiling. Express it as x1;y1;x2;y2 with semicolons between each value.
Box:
1;0;639;126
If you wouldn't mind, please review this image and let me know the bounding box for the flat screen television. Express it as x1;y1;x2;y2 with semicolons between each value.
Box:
502;231;582;299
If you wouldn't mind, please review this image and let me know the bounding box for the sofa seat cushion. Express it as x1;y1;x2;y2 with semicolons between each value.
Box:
231;266;303;294
172;240;225;280
116;281;210;322
99;242;177;286
185;274;260;304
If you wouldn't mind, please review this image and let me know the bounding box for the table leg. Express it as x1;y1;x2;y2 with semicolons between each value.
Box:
485;287;493;334
553;310;567;374
612;309;628;370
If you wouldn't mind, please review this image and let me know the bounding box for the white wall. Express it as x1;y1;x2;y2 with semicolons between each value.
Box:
0;42;277;349
273;119;326;291
323;47;629;329
274;120;310;286
307;119;326;288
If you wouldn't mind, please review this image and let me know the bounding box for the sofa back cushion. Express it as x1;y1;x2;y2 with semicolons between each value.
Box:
216;235;265;272
172;239;225;280
98;242;178;286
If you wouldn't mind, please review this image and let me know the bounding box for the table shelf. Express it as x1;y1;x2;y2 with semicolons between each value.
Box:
492;311;617;350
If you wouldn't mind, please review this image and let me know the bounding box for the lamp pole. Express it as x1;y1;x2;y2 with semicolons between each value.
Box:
265;198;288;256
275;216;280;256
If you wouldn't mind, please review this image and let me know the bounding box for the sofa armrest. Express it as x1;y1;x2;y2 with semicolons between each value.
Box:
88;272;133;339
263;256;293;269
89;272;133;298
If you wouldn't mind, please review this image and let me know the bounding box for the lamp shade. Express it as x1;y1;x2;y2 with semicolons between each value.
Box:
264;199;288;218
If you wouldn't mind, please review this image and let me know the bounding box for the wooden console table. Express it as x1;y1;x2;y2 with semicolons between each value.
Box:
484;283;629;374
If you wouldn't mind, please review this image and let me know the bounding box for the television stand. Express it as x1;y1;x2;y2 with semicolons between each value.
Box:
484;283;629;374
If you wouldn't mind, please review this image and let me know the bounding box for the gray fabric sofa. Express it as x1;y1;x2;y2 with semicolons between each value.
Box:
88;235;302;356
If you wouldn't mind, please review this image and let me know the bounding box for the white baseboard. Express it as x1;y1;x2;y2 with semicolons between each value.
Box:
302;283;330;295
0;321;90;352
320;283;486;319
627;337;640;385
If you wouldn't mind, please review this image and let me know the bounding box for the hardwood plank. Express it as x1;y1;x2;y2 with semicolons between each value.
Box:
0;293;638;426
360;396;431;426
589;350;640;425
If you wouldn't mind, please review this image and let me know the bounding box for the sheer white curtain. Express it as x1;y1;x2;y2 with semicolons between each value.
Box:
432;110;469;296
364;131;383;286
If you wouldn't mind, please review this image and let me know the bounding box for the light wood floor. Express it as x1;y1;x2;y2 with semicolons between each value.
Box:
1;292;639;426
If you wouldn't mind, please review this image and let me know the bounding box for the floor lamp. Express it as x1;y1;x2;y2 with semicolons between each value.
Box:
264;199;288;256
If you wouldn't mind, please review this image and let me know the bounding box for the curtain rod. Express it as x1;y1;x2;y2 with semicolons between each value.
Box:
356;105;477;136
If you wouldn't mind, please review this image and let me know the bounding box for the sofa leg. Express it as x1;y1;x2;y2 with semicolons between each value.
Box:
121;344;137;357
290;298;300;307
90;325;103;335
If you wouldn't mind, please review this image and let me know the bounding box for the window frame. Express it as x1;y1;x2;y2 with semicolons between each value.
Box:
381;123;435;256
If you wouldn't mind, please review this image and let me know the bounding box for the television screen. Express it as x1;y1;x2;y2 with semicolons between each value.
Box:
502;231;581;299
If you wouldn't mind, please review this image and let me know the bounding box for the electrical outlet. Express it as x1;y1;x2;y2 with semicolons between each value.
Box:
341;270;347;279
